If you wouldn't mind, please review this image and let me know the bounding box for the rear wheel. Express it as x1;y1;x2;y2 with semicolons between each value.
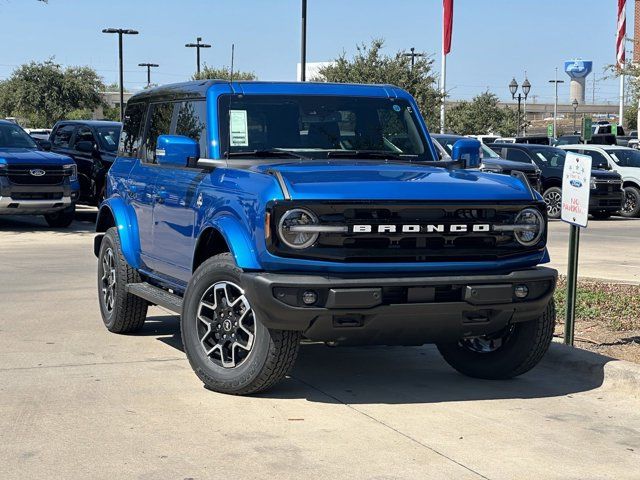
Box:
620;186;640;217
97;227;148;333
542;187;562;219
437;300;555;379
44;204;75;228
181;253;301;395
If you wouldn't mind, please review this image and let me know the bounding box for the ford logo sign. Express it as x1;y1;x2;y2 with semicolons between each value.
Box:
570;179;582;188
29;169;46;177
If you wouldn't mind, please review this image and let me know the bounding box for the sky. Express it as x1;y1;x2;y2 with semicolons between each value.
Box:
0;0;633;106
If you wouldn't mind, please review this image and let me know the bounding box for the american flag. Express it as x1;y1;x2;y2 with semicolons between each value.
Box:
617;0;626;69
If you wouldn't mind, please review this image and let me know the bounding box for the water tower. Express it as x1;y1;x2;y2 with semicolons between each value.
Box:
564;60;593;103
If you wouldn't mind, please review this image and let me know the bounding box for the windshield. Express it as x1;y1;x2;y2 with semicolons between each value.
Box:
607;148;640;168
0;123;37;149
219;95;434;161
532;147;566;167
96;125;121;152
434;136;498;159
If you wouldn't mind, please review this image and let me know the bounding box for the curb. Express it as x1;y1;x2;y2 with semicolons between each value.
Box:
542;342;640;396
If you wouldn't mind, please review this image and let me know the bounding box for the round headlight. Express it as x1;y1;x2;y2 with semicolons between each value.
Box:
278;208;319;249
514;208;544;246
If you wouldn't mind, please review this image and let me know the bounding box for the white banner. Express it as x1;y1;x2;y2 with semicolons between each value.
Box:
561;151;592;228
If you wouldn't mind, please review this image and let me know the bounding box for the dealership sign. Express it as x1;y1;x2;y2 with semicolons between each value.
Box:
561;151;592;227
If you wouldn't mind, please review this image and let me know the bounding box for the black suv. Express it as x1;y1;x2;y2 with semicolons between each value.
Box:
490;143;623;219
432;134;541;191
49;120;121;205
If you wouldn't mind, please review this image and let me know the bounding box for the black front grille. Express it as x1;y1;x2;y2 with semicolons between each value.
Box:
268;201;547;263
593;181;622;195
5;166;68;185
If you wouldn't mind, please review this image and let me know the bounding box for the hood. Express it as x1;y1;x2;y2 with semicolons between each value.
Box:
482;157;538;173
0;148;73;166
252;160;535;201
591;169;622;180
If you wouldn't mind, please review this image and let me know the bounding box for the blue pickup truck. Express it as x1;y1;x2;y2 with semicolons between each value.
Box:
95;81;556;395
0;120;79;227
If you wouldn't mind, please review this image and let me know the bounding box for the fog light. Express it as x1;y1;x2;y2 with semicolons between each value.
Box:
514;284;529;299
302;290;318;305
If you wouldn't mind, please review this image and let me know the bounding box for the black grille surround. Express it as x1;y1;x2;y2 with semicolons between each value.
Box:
267;200;548;263
3;166;71;186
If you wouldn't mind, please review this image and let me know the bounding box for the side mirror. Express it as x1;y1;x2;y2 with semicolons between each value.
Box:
75;140;95;153
156;135;200;167
451;138;481;169
37;139;52;151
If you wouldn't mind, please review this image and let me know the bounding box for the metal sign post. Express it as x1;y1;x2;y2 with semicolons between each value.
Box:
561;147;592;345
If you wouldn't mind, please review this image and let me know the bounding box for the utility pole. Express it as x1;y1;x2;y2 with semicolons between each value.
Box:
300;0;307;81
402;47;426;71
138;63;159;88
548;68;565;138
185;37;211;75
102;28;139;123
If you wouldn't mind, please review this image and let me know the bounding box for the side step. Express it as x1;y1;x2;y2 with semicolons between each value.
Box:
127;282;183;314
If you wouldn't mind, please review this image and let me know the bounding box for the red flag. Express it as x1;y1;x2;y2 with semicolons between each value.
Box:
617;0;626;68
443;0;454;55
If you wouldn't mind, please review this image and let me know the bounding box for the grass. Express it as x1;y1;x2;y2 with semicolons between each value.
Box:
554;276;640;331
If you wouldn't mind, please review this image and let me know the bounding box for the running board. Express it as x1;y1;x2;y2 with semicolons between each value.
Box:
127;282;183;313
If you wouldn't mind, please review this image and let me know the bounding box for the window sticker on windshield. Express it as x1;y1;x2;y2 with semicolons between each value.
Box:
229;110;249;147
393;104;401;112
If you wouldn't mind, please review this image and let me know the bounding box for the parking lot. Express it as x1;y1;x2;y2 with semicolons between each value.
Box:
1;210;639;480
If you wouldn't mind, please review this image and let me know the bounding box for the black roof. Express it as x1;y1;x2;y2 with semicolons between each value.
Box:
130;80;228;102
55;120;122;127
491;143;560;150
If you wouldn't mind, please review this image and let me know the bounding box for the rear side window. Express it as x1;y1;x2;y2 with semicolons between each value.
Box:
52;124;75;148
73;126;96;148
143;102;175;163
175;100;208;157
118;103;146;157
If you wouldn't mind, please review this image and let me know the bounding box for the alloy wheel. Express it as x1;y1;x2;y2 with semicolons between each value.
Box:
100;247;117;313
197;281;255;368
623;189;638;215
544;191;561;217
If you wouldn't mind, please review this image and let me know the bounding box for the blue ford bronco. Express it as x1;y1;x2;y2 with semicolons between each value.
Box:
95;81;557;395
0;120;79;227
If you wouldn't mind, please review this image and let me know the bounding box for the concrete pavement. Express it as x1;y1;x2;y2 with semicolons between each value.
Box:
1;211;639;479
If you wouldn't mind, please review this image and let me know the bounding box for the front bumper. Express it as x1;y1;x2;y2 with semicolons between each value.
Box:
241;266;557;346
0;178;79;215
588;190;623;212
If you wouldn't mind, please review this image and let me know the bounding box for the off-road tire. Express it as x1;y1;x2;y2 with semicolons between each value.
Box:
44;204;75;228
542;187;562;219
181;253;301;395
437;300;556;379
97;227;148;333
620;186;640;218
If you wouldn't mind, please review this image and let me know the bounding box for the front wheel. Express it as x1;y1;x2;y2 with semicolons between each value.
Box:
620;186;640;217
44;204;75;228
542;187;562;219
181;253;301;395
437;300;555;379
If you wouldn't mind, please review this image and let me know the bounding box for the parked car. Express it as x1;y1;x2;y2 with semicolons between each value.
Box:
490;143;623;219
95;80;557;395
432;134;541;191
558;144;640;217
49;120;122;205
0;120;79;227
468;134;499;144
26;129;53;150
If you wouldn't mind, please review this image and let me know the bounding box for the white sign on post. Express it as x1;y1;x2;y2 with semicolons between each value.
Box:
561;151;592;228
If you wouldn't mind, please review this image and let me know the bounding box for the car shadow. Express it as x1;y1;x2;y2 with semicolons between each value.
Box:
0;207;97;234
145;313;609;405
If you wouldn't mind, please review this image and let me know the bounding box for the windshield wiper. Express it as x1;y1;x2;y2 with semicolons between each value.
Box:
325;150;403;160
226;148;308;159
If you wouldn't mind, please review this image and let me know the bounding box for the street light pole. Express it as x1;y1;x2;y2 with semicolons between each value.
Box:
572;98;579;133
548;67;565;139
300;0;307;81
138;63;159;88
185;37;211;75
509;77;530;138
102;28;139;123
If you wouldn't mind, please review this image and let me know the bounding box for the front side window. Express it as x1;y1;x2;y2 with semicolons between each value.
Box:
52;124;76;148
119;103;146;157
218;95;433;161
0;123;38;149
175;100;208;157
143;102;175;163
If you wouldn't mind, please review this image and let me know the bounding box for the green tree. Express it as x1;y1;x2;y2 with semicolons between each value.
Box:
445;91;519;136
314;39;442;127
0;59;105;127
192;64;257;81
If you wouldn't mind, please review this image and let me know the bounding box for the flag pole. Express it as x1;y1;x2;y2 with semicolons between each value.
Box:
620;73;625;127
440;47;446;134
